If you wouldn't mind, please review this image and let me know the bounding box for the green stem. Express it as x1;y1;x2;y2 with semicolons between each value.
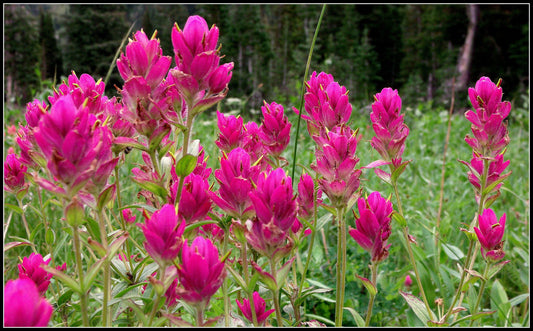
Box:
97;210;111;327
392;178;435;321
290;4;327;181
222;230;230;327
114;165;135;276
270;259;283;326
334;207;347;327
72;225;90;326
444;158;489;323
240;239;259;326
469;260;491;326
196;305;205;327
365;263;378;326
148;264;166;326
17;197;37;253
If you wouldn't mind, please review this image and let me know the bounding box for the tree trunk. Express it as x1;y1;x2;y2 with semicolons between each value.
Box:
456;4;479;91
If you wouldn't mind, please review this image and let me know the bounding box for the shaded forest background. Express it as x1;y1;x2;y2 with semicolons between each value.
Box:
4;4;529;117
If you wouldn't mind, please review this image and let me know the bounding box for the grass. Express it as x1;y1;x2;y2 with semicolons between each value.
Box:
3;87;529;326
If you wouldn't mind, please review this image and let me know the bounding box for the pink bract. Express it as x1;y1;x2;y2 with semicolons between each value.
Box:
3;278;53;327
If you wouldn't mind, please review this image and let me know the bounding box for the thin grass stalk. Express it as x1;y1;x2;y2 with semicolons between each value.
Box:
364;263;378;326
469;259;491;326
290;4;326;182
104;21;136;86
270;259;283;326
334;206;347;326
435;77;456;265
96;209;111;326
72;225;90;326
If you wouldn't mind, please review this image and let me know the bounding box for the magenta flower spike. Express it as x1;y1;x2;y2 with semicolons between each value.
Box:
33;94;115;195
3;278;53;327
311;126;362;208
122;208;137;224
138;204;186;267
236;291;275;326
171;15;233;113
296;172;323;222
117;29;172;89
4;151;28;195
465;77;511;157
259;101;292;158
177;236;226;307
369;87;409;165
169;173;212;224
349;191;394;263
215;110;247;153
474;209;507;262
25;99;48;129
209;148;260;220
246;168;297;258
295;71;352;137
17;252;53;296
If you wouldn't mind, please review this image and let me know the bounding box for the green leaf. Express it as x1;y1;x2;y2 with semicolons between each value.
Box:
175;154;198;178
226;265;248;291
106;233;129;262
509;293;529;307
450;310;496;326
391;211;407;228
390;159;411;182
132;179;168;201
441;243;465;261
45;228;56;246
97;184;116;211
304;313;335;326
4;203;23;215
486;260;510;280
276;257;295;291
3;241;32;252
355;274;377;297
41;264;81;293
400;291;432;325
343;306;365;327
84;257;107;291
490;279;511;323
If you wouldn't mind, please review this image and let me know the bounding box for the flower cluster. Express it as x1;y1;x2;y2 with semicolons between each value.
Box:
474;209;507;262
349;192;393;263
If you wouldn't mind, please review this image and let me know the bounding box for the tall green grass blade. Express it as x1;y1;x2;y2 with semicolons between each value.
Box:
104;21;136;86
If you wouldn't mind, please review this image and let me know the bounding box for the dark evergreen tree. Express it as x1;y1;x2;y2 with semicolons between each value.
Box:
39;10;63;82
4;5;41;105
62;5;129;96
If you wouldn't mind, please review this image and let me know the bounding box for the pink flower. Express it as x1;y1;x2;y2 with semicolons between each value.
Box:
459;153;511;205
48;72;109;117
33;94;115;193
259;101;291;157
122;208;137;224
169;173;212;224
3;278;53;327
209;148;260;220
4;151;28;194
236;291;275;326
295;71;352;137
177;236;226;307
474;209;506;262
370;87;409;165
215;110;247;153
404;275;413;288
25;99;48;129
246;168;297;258
117;29;171;89
17;253;53;296
311;126;362;208
138;204;186;267
171;15;233;113
296;172;322;222
464;77;511;157
349;192;393;263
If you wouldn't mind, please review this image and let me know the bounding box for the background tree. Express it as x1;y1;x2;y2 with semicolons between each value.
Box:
61;4;129;96
39;10;64;82
4;5;41;105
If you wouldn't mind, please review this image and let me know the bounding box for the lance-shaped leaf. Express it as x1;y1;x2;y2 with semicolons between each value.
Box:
343;307;366;327
84;256;107;291
391;210;407;228
400;291;432;325
374;168;392;185
97;184;116;211
450;310;496;326
41;264;81;293
4;241;32;252
106;233;130;262
175;154;198;178
355;274;377;297
390;160;411;183
226;265;248;292
275;256;295;291
486;260;510;280
131;178;168;201
251;261;277;291
113;136;149;152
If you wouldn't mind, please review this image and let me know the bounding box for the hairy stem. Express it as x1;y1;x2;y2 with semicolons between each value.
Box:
365;263;378;326
270;259;283;326
334;207;347;327
72;225;90;326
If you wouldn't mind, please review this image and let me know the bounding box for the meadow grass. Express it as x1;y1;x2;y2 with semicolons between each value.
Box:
3;88;529;326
